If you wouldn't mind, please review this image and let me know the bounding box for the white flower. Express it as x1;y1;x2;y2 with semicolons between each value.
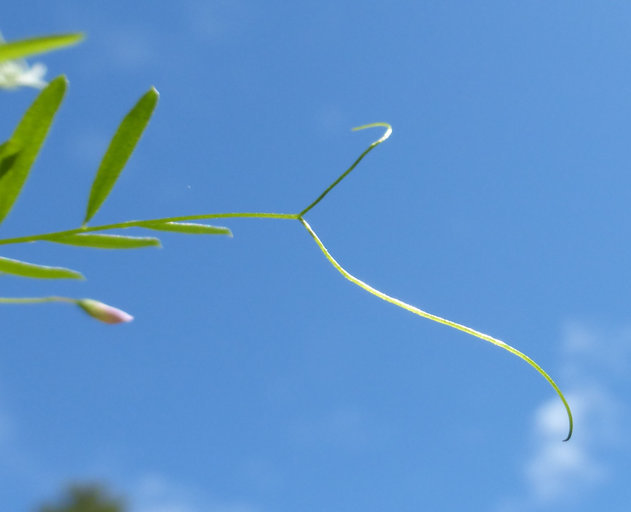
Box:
0;32;47;90
0;60;47;90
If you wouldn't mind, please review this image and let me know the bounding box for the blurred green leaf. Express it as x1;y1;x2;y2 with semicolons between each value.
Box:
0;76;67;224
49;233;161;249
139;221;232;236
0;255;83;279
0;33;84;62
84;87;159;224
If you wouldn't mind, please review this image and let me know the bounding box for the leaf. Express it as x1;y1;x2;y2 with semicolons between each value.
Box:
139;221;232;236
0;256;83;279
84;87;159;224
0;33;84;62
0;76;67;225
49;233;161;249
0;140;20;158
0;140;21;181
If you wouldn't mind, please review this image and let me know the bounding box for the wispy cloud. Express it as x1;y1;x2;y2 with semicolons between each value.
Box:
498;321;630;511
105;26;157;70
130;473;259;512
288;405;370;450
561;321;631;380
184;0;250;43
0;405;13;449
525;387;614;504
0;409;257;512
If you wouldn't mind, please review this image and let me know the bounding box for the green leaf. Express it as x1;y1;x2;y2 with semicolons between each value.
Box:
49;233;161;249
0;140;19;158
0;140;21;181
0;76;67;225
139;221;232;236
0;255;83;279
0;33;84;62
84;87;159;224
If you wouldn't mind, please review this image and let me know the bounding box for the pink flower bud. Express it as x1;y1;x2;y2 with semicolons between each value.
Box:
77;299;134;324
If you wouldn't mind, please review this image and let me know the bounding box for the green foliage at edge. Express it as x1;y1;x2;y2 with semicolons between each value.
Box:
0;76;67;225
38;483;125;512
84;88;159;224
0;33;84;62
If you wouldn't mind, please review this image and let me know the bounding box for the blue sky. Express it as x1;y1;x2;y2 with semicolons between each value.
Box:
2;1;631;511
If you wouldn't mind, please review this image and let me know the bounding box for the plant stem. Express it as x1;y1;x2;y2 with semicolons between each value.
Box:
0;121;573;440
0;296;75;304
0;212;299;246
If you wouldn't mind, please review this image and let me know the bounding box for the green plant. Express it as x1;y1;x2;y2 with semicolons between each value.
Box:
0;33;573;440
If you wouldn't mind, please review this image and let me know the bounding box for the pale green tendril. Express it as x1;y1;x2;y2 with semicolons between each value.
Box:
300;123;392;216
0;123;572;440
298;217;573;442
299;124;572;441
0;296;74;305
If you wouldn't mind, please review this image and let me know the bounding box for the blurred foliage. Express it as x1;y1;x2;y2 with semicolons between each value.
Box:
37;484;125;512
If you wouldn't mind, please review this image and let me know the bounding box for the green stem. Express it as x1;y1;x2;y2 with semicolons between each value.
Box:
0;212;299;246
299;123;392;217
0;296;76;305
299;216;573;442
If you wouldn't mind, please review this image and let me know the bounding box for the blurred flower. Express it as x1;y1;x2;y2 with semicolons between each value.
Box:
77;299;134;324
0;60;47;89
0;32;47;90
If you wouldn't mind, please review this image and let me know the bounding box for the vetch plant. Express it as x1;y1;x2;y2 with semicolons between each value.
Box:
0;32;573;441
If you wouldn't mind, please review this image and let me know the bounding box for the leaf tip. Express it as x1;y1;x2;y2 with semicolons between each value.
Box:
51;74;69;84
145;86;160;106
48;74;69;93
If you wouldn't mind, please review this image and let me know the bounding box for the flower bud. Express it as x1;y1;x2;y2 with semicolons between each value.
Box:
77;299;133;324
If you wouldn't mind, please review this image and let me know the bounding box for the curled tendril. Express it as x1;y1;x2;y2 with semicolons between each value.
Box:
296;123;572;441
299;123;393;216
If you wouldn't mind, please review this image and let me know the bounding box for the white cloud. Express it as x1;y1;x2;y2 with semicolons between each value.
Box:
498;322;630;511
184;0;249;43
561;321;631;379
525;388;612;504
106;27;156;70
